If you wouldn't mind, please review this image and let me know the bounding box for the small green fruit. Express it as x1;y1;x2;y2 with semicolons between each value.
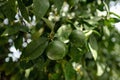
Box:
46;40;66;60
69;30;85;47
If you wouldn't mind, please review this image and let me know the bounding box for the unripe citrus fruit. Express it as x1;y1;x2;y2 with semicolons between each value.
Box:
69;30;85;47
46;40;66;60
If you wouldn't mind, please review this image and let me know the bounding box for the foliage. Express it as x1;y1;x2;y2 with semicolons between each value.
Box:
0;0;120;80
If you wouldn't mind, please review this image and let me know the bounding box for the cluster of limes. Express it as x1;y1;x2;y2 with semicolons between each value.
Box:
46;30;85;60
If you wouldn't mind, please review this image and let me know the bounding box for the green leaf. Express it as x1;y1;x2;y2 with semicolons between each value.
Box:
0;10;4;19
56;24;72;42
0;37;8;45
67;0;79;8
17;0;29;21
14;33;23;49
42;18;54;31
103;26;110;37
109;18;120;23
62;61;76;80
69;45;83;62
110;12;120;19
97;63;106;76
19;25;29;32
8;0;16;13
88;35;98;60
89;35;98;50
1;26;19;36
21;37;48;61
33;0;50;20
1;1;16;21
20;60;33;70
103;1;109;14
10;73;21;80
1;23;29;36
22;0;33;7
32;56;45;69
53;0;64;13
84;19;98;26
49;73;60;80
32;27;44;40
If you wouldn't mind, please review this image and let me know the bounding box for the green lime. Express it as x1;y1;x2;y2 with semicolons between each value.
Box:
69;30;85;47
46;40;66;60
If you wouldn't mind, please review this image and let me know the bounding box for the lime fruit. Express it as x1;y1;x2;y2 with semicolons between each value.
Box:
46;40;66;60
69;30;85;47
